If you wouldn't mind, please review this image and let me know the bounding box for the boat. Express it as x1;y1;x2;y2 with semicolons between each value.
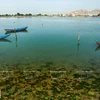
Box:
0;34;10;39
96;41;100;46
5;30;28;34
4;26;28;33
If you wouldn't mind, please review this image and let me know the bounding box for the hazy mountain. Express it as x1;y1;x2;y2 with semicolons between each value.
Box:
68;9;100;15
90;9;100;15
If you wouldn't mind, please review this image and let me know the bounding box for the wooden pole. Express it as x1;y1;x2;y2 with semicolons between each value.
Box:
78;33;80;45
14;28;17;38
14;28;18;47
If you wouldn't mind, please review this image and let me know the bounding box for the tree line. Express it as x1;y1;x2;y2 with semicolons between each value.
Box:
0;13;49;17
0;12;100;17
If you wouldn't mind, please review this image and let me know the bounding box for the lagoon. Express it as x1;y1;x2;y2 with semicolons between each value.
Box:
0;17;100;70
0;17;100;99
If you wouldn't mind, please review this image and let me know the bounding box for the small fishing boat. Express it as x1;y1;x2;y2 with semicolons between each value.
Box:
5;30;28;34
4;26;28;33
96;41;100;46
0;34;10;39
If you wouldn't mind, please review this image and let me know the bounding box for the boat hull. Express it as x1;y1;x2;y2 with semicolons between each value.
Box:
0;34;10;39
96;42;100;46
4;26;28;33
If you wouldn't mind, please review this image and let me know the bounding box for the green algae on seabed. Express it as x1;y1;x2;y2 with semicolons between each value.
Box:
88;91;95;96
0;67;100;100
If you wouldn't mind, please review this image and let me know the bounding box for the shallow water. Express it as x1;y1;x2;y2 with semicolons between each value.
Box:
0;17;100;99
0;17;100;70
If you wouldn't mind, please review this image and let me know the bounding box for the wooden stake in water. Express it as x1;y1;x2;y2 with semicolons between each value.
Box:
14;28;17;38
14;28;18;47
78;33;80;45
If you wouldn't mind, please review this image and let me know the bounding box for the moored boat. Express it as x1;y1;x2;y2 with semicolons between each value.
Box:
95;46;100;51
0;34;10;39
96;41;100;46
4;26;28;33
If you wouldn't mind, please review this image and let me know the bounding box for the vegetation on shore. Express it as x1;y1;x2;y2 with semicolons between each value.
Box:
0;13;57;17
0;12;100;17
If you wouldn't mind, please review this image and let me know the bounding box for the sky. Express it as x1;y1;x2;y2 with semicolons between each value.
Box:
0;0;100;14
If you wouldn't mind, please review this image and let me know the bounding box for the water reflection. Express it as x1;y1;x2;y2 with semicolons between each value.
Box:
95;46;100;51
0;39;11;43
77;44;80;55
14;31;18;47
15;36;18;47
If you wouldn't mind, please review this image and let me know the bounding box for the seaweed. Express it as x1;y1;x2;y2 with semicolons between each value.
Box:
0;69;100;99
74;81;90;90
73;73;81;78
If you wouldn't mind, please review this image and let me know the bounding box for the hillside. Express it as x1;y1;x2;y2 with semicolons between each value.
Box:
68;9;100;16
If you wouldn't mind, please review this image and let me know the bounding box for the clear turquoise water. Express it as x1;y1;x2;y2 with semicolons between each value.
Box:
0;17;100;70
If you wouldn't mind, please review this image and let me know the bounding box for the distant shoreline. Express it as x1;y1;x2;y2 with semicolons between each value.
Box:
0;10;100;17
0;9;100;18
0;15;100;18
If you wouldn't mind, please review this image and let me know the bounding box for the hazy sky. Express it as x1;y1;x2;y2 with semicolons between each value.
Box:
0;0;100;14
